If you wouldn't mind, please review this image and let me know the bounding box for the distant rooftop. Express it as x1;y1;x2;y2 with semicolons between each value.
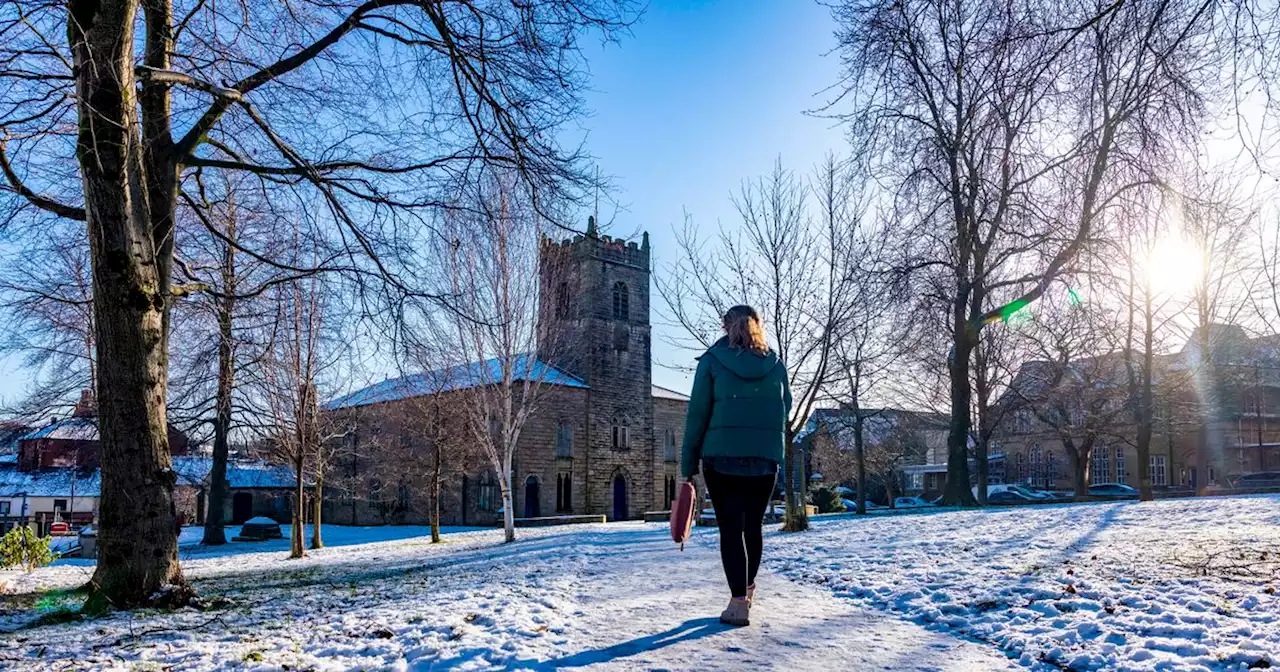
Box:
652;385;690;402
172;456;297;489
0;465;100;498
323;354;588;411
19;416;99;442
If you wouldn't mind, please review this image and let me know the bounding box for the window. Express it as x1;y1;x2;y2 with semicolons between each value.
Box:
556;422;573;458
1114;447;1126;485
612;417;630;450
1046;450;1057;486
556;473;573;512
1069;406;1085;427
478;471;498;511
612;282;629;320
1015;452;1026;481
1013;410;1033;433
1029;444;1044;488
1149;455;1168;487
664;475;677;507
1091;446;1111;485
910;472;924;490
0;502;9;516
663;429;677;463
53;499;67;512
555;282;571;318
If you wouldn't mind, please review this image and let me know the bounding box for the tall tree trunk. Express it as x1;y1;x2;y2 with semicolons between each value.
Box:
943;320;978;506
1067;441;1088;498
853;414;867;515
310;475;324;549
291;460;305;558
431;445;442;543
501;468;515;543
782;428;809;531
203;220;237;546
75;0;185;612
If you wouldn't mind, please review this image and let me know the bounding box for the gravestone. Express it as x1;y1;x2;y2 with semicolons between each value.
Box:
233;516;283;542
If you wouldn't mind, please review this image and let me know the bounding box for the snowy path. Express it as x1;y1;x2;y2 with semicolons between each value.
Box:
523;525;1016;671
1;522;1013;670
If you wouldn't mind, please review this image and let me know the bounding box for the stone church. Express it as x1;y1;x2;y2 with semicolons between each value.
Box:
322;218;689;525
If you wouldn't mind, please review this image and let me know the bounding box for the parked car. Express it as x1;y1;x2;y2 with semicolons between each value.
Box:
1230;472;1280;488
840;498;885;511
987;489;1035;502
977;484;1055;500
1088;483;1139;497
893;496;934;509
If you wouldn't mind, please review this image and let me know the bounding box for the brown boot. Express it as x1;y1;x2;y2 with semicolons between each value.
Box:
720;597;750;626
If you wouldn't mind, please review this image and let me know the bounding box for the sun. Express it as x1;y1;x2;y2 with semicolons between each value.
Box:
1143;234;1203;297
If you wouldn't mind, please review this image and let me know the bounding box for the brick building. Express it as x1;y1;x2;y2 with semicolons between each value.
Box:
996;324;1280;492
321;219;690;525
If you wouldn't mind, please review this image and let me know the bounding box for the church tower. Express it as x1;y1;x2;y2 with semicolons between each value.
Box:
538;217;655;519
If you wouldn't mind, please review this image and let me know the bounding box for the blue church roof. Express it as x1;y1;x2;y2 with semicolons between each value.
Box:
322;354;588;411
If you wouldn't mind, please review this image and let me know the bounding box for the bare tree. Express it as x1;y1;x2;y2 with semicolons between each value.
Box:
0;222;95;419
659;157;865;531
828;0;1226;505
1006;296;1132;497
0;0;636;607
1178;177;1259;491
438;172;566;543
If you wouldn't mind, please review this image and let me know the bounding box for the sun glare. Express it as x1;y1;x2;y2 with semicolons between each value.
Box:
1143;234;1203;296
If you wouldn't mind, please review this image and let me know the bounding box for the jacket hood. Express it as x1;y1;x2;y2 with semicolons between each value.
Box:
704;336;780;380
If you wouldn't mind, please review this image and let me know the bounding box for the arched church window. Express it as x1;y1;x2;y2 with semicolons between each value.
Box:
663;429;677;462
612;417;630;450
612;282;629;320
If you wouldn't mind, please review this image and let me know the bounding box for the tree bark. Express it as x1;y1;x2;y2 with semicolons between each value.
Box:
501;468;515;543
1066;440;1088;498
431;444;442;544
291;458;305;558
942;320;978;506
853;414;867;515
203;218;237;546
75;0;185;611
310;476;324;549
782;428;809;531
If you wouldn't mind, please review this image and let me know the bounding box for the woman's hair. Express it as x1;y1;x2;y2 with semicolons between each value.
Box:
723;305;769;354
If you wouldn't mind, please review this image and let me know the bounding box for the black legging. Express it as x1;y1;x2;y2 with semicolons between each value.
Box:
703;468;776;598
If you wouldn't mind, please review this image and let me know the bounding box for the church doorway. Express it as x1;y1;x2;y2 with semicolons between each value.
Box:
231;492;253;524
524;476;540;518
612;474;628;521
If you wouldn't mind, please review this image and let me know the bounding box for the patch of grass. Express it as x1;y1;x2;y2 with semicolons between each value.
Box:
243;650;265;663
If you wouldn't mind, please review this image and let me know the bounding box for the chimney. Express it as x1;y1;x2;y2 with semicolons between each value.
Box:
72;388;97;418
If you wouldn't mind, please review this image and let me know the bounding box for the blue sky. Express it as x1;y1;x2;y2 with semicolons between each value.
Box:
0;0;846;407
577;0;847;392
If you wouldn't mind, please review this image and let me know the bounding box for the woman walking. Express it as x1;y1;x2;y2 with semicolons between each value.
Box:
680;305;791;626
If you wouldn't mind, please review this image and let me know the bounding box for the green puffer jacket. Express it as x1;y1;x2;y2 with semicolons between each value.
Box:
680;337;792;479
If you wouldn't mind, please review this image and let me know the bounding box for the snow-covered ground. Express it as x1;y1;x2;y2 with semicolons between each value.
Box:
769;494;1280;670
1;496;1277;670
